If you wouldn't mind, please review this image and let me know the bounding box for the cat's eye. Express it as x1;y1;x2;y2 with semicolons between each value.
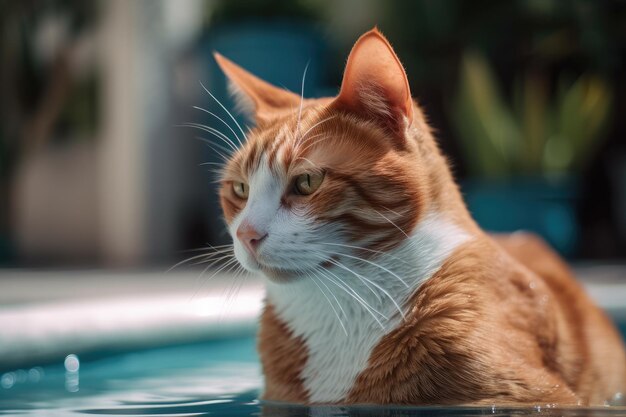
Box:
293;172;324;196
232;182;249;199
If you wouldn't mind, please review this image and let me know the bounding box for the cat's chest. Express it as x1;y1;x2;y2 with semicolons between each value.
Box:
261;213;473;403
266;275;404;403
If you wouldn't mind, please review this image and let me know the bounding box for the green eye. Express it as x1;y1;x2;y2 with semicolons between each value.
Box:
294;172;324;196
233;182;249;199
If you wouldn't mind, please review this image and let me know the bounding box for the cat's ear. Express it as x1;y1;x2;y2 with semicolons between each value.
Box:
213;52;301;123
331;28;413;139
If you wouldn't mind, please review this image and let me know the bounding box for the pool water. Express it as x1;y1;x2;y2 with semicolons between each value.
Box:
2;331;626;416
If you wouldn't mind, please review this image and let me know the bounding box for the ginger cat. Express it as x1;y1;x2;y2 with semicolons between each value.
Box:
214;28;626;405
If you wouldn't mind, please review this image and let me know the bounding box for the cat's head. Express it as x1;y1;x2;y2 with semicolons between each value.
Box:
216;28;440;283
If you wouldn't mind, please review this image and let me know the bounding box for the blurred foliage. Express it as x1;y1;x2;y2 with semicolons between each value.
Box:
373;0;625;180
0;0;99;178
208;0;322;24
0;0;100;244
453;51;611;178
378;0;626;86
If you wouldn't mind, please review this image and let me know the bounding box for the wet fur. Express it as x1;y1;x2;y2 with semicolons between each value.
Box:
215;29;626;405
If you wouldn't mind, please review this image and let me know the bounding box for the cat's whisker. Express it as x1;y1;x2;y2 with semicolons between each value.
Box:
318;248;409;288
194;138;231;163
294;132;324;152
189;256;240;303
193;105;243;147
293;156;321;169
296;133;332;155
326;256;406;320
199;161;226;168
166;248;234;273
297;115;337;146
380;205;404;218
176;244;234;254
220;262;247;316
210;174;228;184
311;268;349;322
186;253;235;269
308;272;348;336
179;122;238;152
199;81;248;142
321;255;383;304
295;61;310;139
205;243;236;249
193;136;233;157
313;266;372;321
312;254;388;319
372;208;410;239
201;259;241;318
207;169;226;179
317;241;413;267
185;252;235;305
316;266;387;329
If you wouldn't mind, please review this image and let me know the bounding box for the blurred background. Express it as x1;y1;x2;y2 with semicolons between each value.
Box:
2;1;626;407
1;0;625;270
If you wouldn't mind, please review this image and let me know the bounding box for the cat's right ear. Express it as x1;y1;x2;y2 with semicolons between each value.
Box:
213;52;301;123
331;28;414;143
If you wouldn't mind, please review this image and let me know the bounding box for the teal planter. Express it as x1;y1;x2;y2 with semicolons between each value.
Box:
462;177;580;257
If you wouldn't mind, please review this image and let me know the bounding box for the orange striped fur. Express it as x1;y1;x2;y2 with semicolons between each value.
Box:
215;28;626;405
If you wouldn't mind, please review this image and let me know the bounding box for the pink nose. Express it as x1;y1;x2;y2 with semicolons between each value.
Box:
236;222;267;256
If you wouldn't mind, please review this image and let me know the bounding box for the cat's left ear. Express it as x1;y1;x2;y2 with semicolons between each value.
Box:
331;28;413;139
213;52;301;123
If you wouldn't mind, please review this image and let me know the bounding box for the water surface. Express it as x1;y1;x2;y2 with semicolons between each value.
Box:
2;336;626;417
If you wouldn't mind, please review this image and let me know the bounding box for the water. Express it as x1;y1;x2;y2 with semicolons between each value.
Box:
2;335;626;416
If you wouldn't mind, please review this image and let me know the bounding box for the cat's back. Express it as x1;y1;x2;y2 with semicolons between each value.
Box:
492;232;626;404
348;233;626;405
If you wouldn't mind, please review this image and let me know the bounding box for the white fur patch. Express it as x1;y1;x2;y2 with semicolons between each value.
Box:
265;212;473;403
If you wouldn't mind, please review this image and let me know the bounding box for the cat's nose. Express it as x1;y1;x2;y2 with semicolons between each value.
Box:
236;222;267;257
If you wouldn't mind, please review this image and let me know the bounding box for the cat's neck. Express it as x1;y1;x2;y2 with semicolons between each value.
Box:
263;210;474;402
266;210;473;327
407;110;478;233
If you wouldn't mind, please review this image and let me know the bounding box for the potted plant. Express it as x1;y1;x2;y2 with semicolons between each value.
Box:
452;51;612;256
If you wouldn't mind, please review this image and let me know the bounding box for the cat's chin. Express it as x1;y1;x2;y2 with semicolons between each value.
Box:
260;266;303;283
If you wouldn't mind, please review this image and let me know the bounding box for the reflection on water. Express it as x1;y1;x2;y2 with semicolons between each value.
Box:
1;336;626;417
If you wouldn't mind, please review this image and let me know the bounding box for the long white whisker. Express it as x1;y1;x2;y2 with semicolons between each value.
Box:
186;253;234;268
327;257;406;320
318;242;412;267
296;133;332;155
200;81;247;142
292;156;321;169
178;243;235;253
166;248;233;273
316;267;386;329
320;254;382;302
318;248;409;288
220;262;247;317
189;256;239;302
373;208;410;239
194;137;230;162
199;161;226;167
194;135;233;155
313;256;388;319
298;115;337;145
193;105;243;147
308;272;348;336
179;123;238;152
321;256;383;305
295;61;310;138
311;268;349;322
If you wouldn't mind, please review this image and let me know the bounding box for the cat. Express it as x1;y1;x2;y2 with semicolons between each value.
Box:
213;28;626;406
